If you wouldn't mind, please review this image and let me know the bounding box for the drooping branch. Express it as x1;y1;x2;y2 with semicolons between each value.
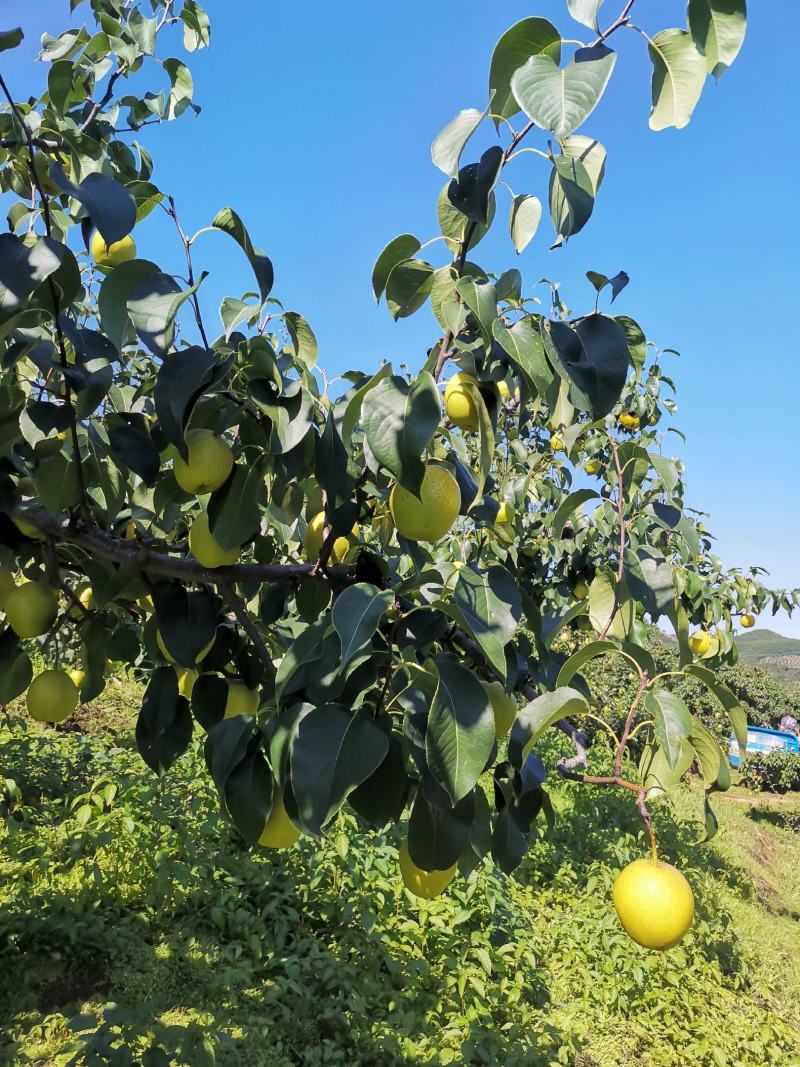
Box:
216;576;277;678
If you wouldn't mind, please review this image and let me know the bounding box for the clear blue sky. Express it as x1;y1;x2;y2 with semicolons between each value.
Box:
4;0;799;635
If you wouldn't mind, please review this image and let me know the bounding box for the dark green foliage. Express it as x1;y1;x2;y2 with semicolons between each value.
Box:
739;752;800;794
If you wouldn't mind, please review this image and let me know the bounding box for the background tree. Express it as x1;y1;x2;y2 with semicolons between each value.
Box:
0;0;794;947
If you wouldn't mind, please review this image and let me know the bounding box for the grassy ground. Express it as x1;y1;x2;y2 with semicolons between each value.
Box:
1;675;799;1067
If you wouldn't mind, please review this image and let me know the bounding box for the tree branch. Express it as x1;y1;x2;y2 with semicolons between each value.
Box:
599;436;626;640
165;194;210;348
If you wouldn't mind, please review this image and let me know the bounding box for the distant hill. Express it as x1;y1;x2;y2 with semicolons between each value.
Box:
736;629;800;687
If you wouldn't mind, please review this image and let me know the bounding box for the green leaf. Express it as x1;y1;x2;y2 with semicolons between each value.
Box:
509;194;542;254
689;715;731;791
616;314;646;369
408;788;474;872
549;153;595;242
556;640;620;688
543;315;629;418
560;135;607;193
163;57;196;120
283;311;318;370
384;258;435;320
447;147;504;225
136;667;192;775
489;17;561;125
698;793;720;843
106;418;159;486
348;733;411;829
372;235;421;302
567;0;604;31
0;28;23;51
641;737;694;799
222;739;272;844
181;0;211;51
511;44;616;141
492;318;552;398
426;655;495;805
588;568;616;634
438;186;495;255
431;106;487;178
207;454;268;551
274;620;327;704
315;409;356;508
361;372;440;496
648;29;707;132
34;452;81;514
509;687;588;766
644;689;692;769
552;489;599;539
440;565;521;679
684;663;747;753
211;207;274;301
205;714;257;789
97;258;161;353
340;363;392;446
51;166;136;245
455;276;497;344
687;0;746;80
624;547;675;621
152;583;218;669
0;234;70;317
331;583;394;670
290;705;389;835
128;270;207;358
154;346;229;454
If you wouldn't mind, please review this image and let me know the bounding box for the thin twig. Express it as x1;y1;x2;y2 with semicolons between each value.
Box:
165;194;210;348
78;68;124;133
599;436;626;640
216;576;276;678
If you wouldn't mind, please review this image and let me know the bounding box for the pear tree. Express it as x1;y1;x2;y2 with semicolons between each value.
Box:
0;0;794;946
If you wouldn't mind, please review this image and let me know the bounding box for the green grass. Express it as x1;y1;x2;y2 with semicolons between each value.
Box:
1;679;799;1067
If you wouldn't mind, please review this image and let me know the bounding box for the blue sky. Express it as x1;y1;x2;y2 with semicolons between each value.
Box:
4;0;799;635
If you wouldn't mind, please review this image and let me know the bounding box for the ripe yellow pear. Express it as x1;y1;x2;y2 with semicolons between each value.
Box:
612;858;694;950
90;230;136;269
68;667;85;690
173;429;233;495
189;511;241;568
689;631;711;656
573;580;589;600
157;629;214;666
740;613;756;629
303;511;358;565
398;839;457;899
0;566;17;610
5;580;58;638
258;790;301;849
482;680;518;740
497;379;510;400
618;412;640;431
27;669;79;724
584;458;602;475
224;679;260;719
68;583;94;619
551;433;565;453
444;372;479;432
389;465;460;542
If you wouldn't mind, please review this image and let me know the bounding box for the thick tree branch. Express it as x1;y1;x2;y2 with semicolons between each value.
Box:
15;507;315;585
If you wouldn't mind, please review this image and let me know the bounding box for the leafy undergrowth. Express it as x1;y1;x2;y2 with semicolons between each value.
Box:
1;689;799;1067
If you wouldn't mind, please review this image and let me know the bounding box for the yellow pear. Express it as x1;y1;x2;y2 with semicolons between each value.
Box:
224;679;260;718
68;583;94;619
612;858;694;950
27;669;79;724
689;631;711;656
189;511;241;568
389;465;460;542
5;581;58;638
303;512;358;565
618;412;640;431
173;429;233;494
90;230;136;269
398;839;457;899
258;790;301;849
740;613;756;629
444;372;479;432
